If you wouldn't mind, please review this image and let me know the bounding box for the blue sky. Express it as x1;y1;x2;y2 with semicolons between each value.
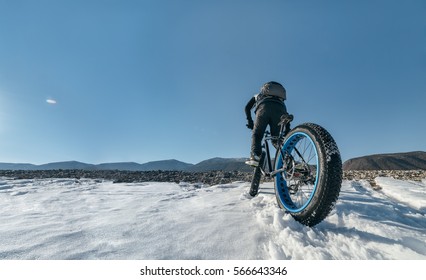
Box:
0;0;425;165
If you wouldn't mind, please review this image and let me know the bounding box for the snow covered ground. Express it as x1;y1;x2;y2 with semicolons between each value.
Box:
0;176;425;260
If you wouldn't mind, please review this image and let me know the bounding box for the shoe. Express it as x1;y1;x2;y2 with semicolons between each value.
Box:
245;155;260;167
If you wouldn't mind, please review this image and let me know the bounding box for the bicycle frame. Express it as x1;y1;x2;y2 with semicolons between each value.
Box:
258;113;294;178
259;132;287;178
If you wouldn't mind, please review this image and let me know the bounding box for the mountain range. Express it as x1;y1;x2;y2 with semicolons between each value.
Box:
0;158;252;172
1;151;425;172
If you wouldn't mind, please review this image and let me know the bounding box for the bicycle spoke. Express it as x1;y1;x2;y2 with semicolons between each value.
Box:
281;135;318;208
274;123;342;227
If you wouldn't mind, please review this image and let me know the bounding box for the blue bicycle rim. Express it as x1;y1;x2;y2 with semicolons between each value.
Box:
275;132;320;213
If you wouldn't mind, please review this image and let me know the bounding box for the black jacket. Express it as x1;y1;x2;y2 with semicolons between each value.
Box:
245;94;285;122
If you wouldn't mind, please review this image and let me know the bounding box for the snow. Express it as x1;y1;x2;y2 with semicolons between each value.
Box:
0;177;425;260
375;177;426;212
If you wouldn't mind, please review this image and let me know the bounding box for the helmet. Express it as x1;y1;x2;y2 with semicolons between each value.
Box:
261;81;286;100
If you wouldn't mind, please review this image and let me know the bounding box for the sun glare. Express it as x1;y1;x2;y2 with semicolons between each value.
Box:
46;99;57;104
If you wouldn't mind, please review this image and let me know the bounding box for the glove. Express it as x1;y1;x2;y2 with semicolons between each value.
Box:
246;119;254;130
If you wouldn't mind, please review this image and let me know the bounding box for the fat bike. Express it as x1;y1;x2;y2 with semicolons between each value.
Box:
249;114;342;227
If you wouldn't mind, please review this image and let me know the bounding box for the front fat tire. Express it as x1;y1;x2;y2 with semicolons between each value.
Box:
275;123;342;227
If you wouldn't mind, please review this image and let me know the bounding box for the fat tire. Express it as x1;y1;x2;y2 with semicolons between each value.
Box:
275;123;342;227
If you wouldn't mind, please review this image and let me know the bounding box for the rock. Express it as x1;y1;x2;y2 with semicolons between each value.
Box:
0;169;425;185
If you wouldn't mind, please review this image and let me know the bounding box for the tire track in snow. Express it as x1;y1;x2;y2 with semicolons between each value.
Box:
248;181;426;259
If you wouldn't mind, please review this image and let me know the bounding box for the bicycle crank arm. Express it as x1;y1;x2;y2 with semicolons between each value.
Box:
260;169;272;178
270;168;286;177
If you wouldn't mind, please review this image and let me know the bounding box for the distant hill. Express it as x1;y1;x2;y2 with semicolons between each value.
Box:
187;157;252;172
95;162;148;171
343;151;426;170
38;161;96;170
3;152;426;172
139;159;194;171
0;158;251;172
0;161;95;171
0;163;37;170
0;160;193;171
96;159;193;171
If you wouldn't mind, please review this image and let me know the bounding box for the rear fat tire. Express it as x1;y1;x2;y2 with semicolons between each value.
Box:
275;123;342;227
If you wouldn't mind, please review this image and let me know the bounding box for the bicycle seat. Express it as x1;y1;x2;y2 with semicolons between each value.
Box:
278;113;294;126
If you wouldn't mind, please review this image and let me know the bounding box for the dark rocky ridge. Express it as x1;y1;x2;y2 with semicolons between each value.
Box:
0;170;254;185
1;169;425;186
344;170;426;188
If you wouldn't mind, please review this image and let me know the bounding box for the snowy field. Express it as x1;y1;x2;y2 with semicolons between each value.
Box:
0;176;425;260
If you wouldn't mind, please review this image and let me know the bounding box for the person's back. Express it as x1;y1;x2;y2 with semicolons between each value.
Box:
245;81;288;166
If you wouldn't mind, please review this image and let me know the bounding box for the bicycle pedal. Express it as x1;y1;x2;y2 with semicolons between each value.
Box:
288;185;299;194
245;159;259;167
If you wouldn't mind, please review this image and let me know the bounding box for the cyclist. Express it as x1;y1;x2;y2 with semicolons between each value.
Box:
244;81;288;167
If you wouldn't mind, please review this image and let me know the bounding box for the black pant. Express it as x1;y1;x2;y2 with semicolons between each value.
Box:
251;102;286;157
